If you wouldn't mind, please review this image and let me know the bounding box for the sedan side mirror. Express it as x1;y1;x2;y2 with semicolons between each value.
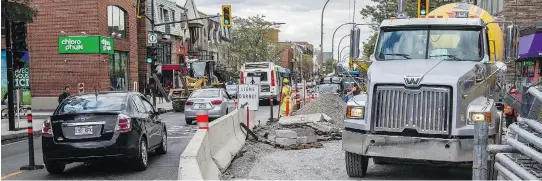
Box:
157;108;167;114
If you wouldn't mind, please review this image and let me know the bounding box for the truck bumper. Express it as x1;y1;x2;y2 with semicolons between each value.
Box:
342;130;474;162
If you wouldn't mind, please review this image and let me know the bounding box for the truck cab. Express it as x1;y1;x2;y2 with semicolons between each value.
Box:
342;14;519;177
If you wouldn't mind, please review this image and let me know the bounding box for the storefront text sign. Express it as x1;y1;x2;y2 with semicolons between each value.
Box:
58;36;114;54
238;84;259;111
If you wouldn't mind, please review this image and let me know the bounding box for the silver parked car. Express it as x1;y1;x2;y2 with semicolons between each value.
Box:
184;88;235;125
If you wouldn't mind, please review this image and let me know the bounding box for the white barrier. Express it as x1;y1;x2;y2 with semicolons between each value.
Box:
178;130;220;180
179;108;258;180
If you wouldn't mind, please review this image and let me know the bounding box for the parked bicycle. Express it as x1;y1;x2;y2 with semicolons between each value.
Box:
1;106;28;119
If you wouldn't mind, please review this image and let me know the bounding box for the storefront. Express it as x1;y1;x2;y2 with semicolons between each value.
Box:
515;26;542;90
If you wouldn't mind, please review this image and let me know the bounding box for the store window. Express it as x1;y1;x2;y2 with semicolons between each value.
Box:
108;6;128;38
110;51;129;91
157;43;172;64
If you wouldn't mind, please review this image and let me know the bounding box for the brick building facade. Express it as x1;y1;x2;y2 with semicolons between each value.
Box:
22;0;147;109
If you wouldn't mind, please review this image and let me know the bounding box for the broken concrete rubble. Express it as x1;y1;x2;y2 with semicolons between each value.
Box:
275;129;297;139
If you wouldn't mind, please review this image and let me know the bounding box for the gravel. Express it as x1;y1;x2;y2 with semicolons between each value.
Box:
293;93;347;128
225;140;471;180
221;140;277;180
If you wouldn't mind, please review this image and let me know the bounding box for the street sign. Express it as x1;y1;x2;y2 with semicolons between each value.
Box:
148;33;158;44
78;83;84;94
238;84;259;111
244;76;261;85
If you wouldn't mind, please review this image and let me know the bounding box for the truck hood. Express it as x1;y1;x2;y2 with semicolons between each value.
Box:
369;59;478;85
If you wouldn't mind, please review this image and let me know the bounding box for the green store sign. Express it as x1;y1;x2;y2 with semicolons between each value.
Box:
58;36;114;54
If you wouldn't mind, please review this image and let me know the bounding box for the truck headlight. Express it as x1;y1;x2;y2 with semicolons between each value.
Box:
347;106;365;119
468;112;492;125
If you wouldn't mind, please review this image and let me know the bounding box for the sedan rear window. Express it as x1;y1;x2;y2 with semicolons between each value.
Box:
190;90;220;98
57;95;126;114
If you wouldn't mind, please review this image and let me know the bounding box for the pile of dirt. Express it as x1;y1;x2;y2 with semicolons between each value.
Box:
293;93;347;127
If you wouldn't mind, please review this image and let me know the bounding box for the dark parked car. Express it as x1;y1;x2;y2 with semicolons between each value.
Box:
41;92;168;174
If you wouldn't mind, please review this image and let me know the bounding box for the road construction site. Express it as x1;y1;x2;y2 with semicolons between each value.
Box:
179;93;472;180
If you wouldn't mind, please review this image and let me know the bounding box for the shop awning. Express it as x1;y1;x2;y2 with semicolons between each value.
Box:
161;64;180;71
519;32;542;59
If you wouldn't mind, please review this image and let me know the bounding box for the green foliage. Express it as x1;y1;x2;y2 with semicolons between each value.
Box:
299;55;314;79
323;58;337;75
2;0;38;22
225;16;286;66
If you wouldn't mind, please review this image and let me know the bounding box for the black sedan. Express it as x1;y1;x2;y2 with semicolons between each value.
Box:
41;92;168;174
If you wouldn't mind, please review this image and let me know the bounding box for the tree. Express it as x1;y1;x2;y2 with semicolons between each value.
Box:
2;0;38;23
323;58;337;75
359;0;459;59
299;54;314;79
224;16;286;70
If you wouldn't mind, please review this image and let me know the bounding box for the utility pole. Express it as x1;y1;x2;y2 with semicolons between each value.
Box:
320;0;330;67
5;20;16;131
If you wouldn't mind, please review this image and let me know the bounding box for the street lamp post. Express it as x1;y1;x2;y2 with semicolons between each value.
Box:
337;34;350;61
339;46;350;61
320;0;331;66
331;23;379;60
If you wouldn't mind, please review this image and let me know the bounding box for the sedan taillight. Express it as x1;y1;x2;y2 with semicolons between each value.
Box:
41;119;52;137
116;114;132;132
211;100;222;105
185;101;194;106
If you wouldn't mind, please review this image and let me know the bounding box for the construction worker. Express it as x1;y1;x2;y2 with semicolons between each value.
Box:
280;78;292;117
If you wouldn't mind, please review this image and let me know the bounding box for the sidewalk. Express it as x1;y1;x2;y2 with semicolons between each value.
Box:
1;118;44;141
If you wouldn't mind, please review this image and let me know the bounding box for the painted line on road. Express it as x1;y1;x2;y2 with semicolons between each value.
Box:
1;170;25;180
1;139;27;147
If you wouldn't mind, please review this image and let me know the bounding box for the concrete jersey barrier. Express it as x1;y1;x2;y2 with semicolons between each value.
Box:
178;130;220;180
179;108;259;180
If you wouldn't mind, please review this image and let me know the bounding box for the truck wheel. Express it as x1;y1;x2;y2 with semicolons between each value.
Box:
345;151;368;177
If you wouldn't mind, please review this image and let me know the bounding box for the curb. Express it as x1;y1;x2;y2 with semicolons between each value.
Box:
1;130;42;142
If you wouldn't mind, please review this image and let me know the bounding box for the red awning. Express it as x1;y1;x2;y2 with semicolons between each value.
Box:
161;64;180;71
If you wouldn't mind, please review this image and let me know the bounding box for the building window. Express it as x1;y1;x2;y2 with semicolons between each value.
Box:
110;51;129;91
171;10;176;27
108;6;128;38
157;43;172;64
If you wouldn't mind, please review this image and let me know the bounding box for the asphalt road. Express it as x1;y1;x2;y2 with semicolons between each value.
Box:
1;112;197;180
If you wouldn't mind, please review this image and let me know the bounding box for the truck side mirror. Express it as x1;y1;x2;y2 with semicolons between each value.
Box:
504;25;520;62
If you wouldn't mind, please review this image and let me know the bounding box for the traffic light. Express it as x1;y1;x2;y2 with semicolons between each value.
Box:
418;0;429;17
221;5;232;27
146;46;157;64
11;22;27;52
137;0;146;19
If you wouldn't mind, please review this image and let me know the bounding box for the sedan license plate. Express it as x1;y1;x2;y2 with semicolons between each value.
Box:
197;104;208;109
74;126;93;135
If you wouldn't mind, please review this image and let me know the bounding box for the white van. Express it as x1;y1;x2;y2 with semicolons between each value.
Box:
240;62;279;102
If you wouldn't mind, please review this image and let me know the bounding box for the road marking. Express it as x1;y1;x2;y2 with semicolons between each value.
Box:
1;139;27;147
1;170;25;179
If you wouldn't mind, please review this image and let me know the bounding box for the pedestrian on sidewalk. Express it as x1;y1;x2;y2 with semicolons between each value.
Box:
58;86;71;104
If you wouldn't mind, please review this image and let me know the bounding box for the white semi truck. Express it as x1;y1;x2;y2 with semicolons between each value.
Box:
342;2;519;177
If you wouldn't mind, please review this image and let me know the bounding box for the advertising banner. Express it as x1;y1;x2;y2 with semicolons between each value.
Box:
1;50;32;105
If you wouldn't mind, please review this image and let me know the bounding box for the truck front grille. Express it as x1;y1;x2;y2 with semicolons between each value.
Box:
372;85;452;134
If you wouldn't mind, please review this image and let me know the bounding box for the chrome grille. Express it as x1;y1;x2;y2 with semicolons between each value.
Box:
373;85;452;134
261;85;270;92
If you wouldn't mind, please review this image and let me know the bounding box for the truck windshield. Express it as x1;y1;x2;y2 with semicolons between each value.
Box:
375;27;483;61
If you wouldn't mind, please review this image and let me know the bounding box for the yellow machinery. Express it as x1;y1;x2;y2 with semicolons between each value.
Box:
170;60;222;112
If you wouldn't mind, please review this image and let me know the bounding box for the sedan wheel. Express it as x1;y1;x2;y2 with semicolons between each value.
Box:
156;129;167;155
132;138;148;171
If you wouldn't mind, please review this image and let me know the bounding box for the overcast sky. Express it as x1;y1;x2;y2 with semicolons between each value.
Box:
176;0;375;60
